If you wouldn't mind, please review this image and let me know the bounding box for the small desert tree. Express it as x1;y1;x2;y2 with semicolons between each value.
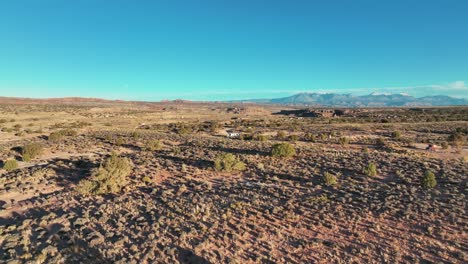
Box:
21;143;43;162
421;171;437;189
77;152;133;195
363;162;377;177
2;159;18;171
214;153;246;172
271;143;296;158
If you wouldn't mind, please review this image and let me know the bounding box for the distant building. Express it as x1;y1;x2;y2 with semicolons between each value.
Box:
226;130;240;138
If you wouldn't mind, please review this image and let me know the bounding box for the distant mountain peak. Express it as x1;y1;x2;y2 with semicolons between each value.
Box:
234;93;467;107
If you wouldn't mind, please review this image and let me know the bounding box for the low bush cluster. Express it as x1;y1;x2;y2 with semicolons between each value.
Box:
48;129;77;142
214;153;246;172
271;143;296;158
77;152;133;195
145;140;162;151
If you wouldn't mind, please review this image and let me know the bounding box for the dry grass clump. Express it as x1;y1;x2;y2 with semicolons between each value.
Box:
214;153;246;172
2;159;18;171
144;140;162;151
77;152;133;195
22;143;43;162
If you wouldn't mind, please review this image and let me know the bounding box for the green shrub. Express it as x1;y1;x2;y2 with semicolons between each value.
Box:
49;132;64;142
448;131;465;143
142;176;152;183
289;135;299;142
363;162;377;177
104;134;113;142
276;131;287;140
177;126;191;135
376;137;386;147
2;159;18;171
449;131;465;152
305;133;316;142
214;153;246;172
49;129;77;142
60;129;77;136
131;131;140;139
210;122;221;133
76;152;133;195
323;172;337;186
421;171;436;189
145;140;162;151
21;143;43;161
320;133;328;141
339;137;350;145
75;179;96;195
115;137;126;146
271;143;296;158
255;134;269;141
391;131;401;139
441;142;449;149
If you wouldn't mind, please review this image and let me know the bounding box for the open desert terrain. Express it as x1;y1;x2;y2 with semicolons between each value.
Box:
0;100;466;263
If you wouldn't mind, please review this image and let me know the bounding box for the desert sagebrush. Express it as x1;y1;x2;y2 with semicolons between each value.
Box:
271;143;296;158
22;143;43;161
77;152;132;195
421;171;437;189
214;153;246;172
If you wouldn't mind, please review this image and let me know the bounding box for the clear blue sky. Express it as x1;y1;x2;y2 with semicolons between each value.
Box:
1;0;467;100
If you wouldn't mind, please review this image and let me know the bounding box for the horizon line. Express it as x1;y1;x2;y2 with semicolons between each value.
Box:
0;91;467;103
